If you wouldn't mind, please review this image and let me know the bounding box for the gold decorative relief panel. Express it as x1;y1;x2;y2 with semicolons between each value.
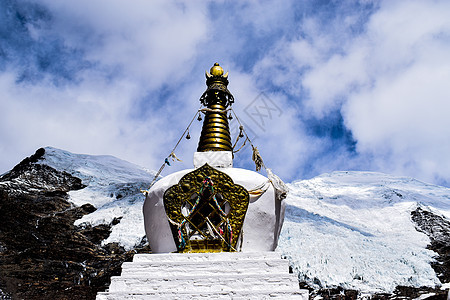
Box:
163;164;249;252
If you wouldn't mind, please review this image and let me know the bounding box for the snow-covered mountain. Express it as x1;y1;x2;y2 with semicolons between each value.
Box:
42;147;156;249
0;147;156;299
1;147;449;298
279;172;450;293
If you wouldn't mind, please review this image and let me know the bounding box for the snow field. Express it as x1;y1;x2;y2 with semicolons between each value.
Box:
39;149;450;293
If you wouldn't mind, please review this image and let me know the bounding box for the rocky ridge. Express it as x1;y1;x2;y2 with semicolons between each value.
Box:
411;207;450;285
0;148;150;299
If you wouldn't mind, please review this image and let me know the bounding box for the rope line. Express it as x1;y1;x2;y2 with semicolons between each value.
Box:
232;137;247;154
230;107;266;170
143;105;281;195
230;108;257;152
142;105;202;194
231;128;242;150
229;109;288;199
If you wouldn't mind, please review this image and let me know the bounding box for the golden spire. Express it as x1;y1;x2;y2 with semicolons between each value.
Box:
197;63;234;152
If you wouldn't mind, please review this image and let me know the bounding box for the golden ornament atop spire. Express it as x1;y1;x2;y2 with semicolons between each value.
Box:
197;63;234;152
210;62;224;76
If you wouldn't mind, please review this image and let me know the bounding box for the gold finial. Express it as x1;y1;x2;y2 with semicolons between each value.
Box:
210;62;224;76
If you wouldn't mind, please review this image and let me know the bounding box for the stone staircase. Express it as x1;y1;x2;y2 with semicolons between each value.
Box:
96;252;309;299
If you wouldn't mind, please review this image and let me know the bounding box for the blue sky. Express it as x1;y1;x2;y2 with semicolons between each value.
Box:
1;0;450;187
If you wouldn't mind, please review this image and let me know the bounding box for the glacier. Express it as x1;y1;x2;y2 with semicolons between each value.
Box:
38;147;450;293
278;171;450;293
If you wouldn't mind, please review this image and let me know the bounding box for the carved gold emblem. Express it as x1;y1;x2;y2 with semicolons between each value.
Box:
163;164;249;252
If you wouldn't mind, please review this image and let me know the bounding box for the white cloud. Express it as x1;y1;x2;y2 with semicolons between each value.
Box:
2;0;450;187
38;0;209;87
0;1;210;174
342;0;450;183
251;0;450;184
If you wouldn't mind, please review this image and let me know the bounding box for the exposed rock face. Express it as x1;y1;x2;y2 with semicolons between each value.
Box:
411;207;450;284
0;148;149;300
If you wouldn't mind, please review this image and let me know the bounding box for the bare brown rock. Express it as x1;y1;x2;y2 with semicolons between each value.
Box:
0;148;150;300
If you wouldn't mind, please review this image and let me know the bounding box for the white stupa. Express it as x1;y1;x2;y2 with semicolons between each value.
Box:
97;63;308;299
143;63;288;254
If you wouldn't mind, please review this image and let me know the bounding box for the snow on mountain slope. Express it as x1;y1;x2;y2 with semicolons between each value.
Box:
40;147;155;249
38;148;450;293
278;171;450;293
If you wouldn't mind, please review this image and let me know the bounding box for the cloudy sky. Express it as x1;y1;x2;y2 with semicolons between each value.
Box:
1;0;450;187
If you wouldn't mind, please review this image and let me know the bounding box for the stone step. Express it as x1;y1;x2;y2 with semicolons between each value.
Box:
97;289;309;300
120;258;289;275
97;252;309;300
108;273;298;293
132;251;282;263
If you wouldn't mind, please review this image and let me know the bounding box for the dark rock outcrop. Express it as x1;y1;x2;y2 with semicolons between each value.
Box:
411;207;450;285
0;148;150;299
305;285;449;299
